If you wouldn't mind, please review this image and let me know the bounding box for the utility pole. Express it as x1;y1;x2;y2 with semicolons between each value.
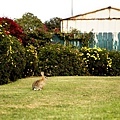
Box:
71;0;73;16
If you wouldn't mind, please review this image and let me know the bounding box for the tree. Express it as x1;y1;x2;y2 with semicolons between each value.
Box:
44;17;62;32
16;13;52;46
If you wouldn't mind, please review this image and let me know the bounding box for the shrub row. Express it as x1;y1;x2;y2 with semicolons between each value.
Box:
25;44;120;76
23;44;120;77
37;44;89;76
1;37;120;85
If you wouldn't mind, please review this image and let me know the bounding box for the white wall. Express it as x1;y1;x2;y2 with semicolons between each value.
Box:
61;8;120;33
61;19;120;33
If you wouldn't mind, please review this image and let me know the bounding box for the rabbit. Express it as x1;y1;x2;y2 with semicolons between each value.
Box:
32;72;47;90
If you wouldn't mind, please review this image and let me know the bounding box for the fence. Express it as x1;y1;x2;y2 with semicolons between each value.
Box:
52;32;120;51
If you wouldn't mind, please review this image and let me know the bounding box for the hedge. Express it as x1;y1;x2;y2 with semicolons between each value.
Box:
1;39;120;85
79;47;112;76
0;35;26;85
108;51;120;76
37;44;89;76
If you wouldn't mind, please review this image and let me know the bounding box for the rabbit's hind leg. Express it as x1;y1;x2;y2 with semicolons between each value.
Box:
33;86;39;91
33;88;42;90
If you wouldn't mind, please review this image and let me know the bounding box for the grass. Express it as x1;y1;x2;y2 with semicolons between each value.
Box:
0;76;120;120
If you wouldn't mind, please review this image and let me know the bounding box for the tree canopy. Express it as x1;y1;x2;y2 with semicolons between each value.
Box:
44;17;61;32
16;13;52;46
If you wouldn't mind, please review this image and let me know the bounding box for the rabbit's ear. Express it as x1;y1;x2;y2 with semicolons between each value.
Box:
41;72;44;76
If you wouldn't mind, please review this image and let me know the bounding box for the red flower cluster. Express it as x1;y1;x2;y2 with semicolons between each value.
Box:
0;17;25;43
54;28;60;33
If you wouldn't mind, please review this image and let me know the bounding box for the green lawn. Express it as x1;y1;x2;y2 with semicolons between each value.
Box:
0;76;120;120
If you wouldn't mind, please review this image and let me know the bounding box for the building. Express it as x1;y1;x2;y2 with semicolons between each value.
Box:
60;6;120;50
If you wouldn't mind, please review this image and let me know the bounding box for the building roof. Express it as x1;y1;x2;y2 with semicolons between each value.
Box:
62;6;120;20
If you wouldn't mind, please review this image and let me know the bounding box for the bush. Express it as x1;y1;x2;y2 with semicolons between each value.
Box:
22;44;39;77
9;38;26;81
37;44;89;76
0;24;26;85
0;17;24;43
79;47;112;76
108;51;120;76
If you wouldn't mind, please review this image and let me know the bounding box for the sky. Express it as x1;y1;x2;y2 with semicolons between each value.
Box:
0;0;120;22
